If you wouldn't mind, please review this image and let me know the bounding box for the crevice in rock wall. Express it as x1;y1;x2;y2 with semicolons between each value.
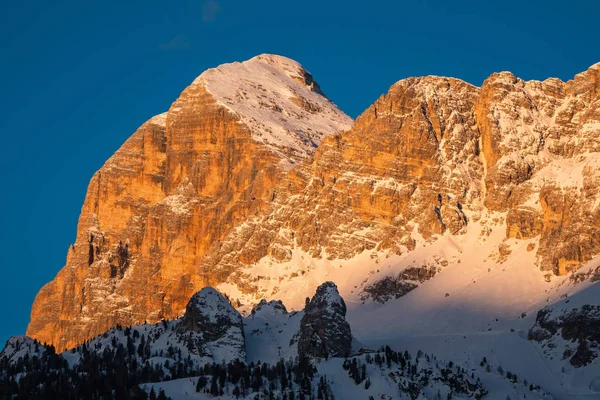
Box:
476;133;488;203
433;206;446;233
117;241;129;269
88;234;95;266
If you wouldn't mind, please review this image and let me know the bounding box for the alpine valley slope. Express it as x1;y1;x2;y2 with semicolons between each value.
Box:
27;53;600;389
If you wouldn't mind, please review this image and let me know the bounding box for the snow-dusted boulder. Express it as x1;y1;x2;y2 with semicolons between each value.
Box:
297;281;352;358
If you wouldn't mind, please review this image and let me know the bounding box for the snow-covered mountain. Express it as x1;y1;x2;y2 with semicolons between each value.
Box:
28;56;600;356
3;283;352;366
10;55;600;398
2;287;247;373
244;299;303;364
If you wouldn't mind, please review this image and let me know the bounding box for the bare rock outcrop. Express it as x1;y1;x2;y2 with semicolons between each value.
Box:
297;282;352;358
361;265;438;304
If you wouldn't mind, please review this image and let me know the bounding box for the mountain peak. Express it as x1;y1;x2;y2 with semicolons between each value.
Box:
250;54;311;81
147;112;167;127
312;281;345;309
194;54;353;164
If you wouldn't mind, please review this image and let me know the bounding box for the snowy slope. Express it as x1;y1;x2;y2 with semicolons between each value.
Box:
142;349;551;400
211;209;600;399
57;318;242;370
0;336;47;364
217;211;590;334
527;281;600;393
243;300;303;364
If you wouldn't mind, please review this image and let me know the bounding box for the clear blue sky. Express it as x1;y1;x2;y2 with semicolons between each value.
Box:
0;0;598;347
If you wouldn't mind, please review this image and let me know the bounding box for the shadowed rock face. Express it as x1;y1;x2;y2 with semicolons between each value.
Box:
3;288;246;367
297;282;352;358
529;297;600;367
27;57;600;351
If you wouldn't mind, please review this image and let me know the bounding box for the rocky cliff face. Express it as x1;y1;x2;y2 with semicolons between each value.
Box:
214;62;600;303
477;66;600;275
28;56;600;351
297;282;352;358
27;54;352;351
